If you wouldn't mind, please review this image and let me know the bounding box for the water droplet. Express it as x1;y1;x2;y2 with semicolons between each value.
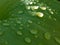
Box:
29;2;33;4
26;6;31;10
16;21;21;24
34;35;39;38
44;32;51;40
19;27;23;30
36;12;44;17
28;20;32;24
49;15;52;19
17;31;23;36
31;6;39;10
26;24;30;27
54;37;60;44
18;11;23;14
53;18;56;21
3;23;9;26
48;9;54;14
24;37;31;43
40;6;47;10
30;29;38;35
20;24;23;26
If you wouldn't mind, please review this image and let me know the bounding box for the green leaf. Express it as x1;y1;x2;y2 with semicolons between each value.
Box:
0;0;60;45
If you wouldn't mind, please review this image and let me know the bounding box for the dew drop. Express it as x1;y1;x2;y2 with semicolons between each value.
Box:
24;37;31;43
18;11;23;14
40;6;47;10
48;9;54;14
29;2;33;4
44;32;51;40
19;27;23;30
17;31;23;36
3;23;9;26
53;18;57;21
36;12;44;17
54;37;60;44
26;6;31;10
34;35;39;38
28;20;33;24
31;6;39;10
30;29;38;35
16;21;21;24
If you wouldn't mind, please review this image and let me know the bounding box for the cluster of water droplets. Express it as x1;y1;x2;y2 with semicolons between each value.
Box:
0;0;59;45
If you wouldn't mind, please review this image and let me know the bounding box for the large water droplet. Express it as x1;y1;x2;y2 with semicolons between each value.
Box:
30;29;38;35
36;12;44;18
54;37;60;44
24;37;31;43
44;32;51;40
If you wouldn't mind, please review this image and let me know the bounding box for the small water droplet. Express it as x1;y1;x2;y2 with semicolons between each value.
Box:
3;23;9;26
31;6;39;10
30;29;38;35
20;24;23;26
19;27;23;30
40;6;47;10
17;31;23;36
53;18;57;21
28;20;33;24
29;2;33;4
24;37;31;43
26;6;31;10
48;8;54;14
44;32;51;40
18;11;23;14
16;21;21;24
54;37;60;44
34;35;39;38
